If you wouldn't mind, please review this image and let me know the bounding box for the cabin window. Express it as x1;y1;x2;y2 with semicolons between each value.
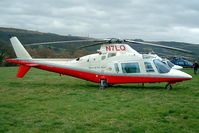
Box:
153;59;170;73
101;56;106;60
144;62;154;72
121;62;140;73
108;53;116;58
114;63;119;73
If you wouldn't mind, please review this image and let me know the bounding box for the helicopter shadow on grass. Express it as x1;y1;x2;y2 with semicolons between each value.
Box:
84;82;190;91
20;79;188;91
80;83;170;91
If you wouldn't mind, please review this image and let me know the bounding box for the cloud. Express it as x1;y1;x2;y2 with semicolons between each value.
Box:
0;0;199;43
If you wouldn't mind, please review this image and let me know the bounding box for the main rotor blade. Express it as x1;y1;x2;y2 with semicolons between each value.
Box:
25;39;101;45
78;42;105;49
125;40;193;54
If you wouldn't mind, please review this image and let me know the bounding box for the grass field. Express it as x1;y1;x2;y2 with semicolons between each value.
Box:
0;67;199;133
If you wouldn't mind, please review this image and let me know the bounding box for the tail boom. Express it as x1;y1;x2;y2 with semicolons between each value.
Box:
6;59;39;78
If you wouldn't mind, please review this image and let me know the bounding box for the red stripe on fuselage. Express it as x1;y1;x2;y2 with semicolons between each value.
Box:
6;59;191;84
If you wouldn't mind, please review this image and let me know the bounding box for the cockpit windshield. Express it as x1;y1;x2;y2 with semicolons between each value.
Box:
154;59;171;73
167;60;174;68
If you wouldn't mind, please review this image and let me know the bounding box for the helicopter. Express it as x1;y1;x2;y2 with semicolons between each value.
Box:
6;37;192;90
170;57;193;68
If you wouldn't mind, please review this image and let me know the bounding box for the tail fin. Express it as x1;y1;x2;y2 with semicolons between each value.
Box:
17;65;31;78
10;37;32;59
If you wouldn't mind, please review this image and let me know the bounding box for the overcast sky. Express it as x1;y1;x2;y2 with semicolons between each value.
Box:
1;0;199;43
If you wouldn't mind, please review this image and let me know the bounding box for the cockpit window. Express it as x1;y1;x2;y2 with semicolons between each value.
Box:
154;59;171;73
167;61;174;68
122;62;140;73
144;62;154;72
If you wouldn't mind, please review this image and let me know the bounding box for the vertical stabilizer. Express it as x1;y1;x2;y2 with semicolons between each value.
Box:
10;37;32;59
17;65;31;78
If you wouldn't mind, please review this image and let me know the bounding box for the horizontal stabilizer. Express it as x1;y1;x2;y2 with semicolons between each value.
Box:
17;65;31;78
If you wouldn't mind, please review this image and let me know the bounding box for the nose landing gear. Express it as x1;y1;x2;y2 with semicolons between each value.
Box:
165;82;176;90
165;84;172;90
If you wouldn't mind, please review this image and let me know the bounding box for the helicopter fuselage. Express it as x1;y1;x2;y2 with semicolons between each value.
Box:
7;50;191;84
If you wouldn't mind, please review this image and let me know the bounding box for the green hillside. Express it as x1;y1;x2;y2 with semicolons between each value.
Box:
0;27;199;66
0;27;96;65
0;27;89;44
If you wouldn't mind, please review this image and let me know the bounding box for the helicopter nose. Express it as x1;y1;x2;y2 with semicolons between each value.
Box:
180;71;192;79
170;69;192;80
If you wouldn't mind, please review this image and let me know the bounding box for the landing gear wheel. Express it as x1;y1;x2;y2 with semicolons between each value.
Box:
165;84;172;90
99;79;108;90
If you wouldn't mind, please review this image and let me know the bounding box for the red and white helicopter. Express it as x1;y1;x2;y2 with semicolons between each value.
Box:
6;37;192;89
